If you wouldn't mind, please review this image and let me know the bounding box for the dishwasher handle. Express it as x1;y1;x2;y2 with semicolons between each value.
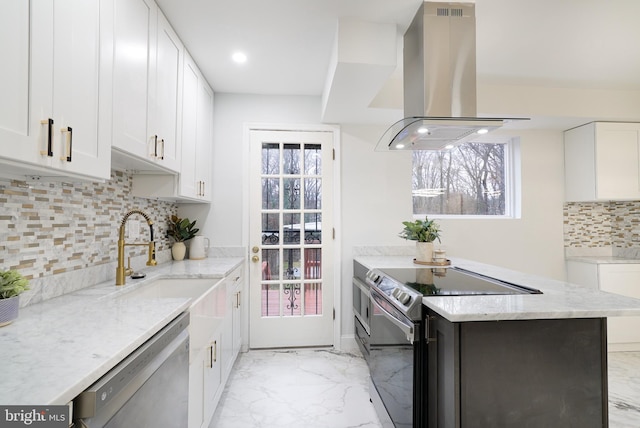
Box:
370;288;415;344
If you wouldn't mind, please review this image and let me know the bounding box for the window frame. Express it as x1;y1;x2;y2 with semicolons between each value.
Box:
411;137;521;220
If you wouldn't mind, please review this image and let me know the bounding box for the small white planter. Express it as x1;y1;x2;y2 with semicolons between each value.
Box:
172;242;186;260
415;241;434;263
0;295;20;327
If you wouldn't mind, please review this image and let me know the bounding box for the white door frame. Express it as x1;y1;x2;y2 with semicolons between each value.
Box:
242;122;341;349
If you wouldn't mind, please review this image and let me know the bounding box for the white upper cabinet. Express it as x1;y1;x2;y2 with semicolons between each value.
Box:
180;53;200;199
0;0;112;181
112;0;182;173
194;63;214;201
179;51;213;201
132;51;213;203
564;122;640;201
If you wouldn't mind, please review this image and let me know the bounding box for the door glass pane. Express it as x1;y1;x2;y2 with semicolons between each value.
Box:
283;178;300;209
304;213;322;244
262;249;279;281
304;178;321;209
262;213;279;245
261;284;279;317
262;178;279;209
283;144;300;174
283;283;301;316
283;213;300;244
283;248;300;280
304;248;321;280
262;143;280;175
304;144;322;175
304;283;322;315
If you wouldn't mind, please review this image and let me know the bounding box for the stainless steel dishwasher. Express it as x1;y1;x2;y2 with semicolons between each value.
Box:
73;312;190;428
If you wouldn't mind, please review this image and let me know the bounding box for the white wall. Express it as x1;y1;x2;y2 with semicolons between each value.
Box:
179;93;322;245
192;94;567;341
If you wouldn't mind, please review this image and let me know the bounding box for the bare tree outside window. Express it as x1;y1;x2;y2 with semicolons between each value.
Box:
413;142;508;215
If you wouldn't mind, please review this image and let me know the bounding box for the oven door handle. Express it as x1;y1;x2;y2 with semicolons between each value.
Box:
371;289;415;344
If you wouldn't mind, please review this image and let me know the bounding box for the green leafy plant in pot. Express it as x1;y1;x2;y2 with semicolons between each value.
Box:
167;215;199;261
0;270;30;327
399;216;442;263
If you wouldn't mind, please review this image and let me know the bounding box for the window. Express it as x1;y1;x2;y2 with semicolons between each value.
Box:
412;140;518;217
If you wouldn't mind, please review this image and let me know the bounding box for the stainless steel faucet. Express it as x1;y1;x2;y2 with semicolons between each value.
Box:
116;209;157;285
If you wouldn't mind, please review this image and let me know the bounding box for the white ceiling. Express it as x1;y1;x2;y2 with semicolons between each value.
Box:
156;0;640;127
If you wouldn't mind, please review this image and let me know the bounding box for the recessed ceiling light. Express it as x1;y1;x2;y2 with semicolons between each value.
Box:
232;52;247;64
417;127;429;134
445;144;455;149
396;143;405;149
476;128;489;135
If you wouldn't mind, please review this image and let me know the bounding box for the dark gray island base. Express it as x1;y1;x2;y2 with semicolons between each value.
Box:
427;308;607;428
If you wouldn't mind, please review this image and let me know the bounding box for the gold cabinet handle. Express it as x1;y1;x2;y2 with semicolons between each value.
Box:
60;126;72;162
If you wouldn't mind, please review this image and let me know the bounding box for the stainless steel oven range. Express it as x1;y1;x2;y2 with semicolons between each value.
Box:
352;261;371;361
360;263;542;428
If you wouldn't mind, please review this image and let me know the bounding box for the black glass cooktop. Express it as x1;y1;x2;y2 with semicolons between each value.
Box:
378;267;542;296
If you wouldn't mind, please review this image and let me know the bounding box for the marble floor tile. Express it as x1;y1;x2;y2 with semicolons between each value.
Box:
210;349;381;428
609;352;640;427
212;349;640;428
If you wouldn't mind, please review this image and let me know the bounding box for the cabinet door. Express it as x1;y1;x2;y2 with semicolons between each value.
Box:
52;0;111;180
596;123;640;200
151;10;183;172
0;0;45;164
231;268;244;358
0;0;110;181
195;79;213;201
203;331;222;427
112;0;156;159
180;53;199;198
598;264;640;348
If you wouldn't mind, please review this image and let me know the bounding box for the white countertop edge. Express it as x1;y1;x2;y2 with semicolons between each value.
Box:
566;256;640;264
354;255;640;322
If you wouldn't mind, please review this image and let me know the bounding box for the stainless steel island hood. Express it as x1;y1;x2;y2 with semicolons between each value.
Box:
376;1;525;151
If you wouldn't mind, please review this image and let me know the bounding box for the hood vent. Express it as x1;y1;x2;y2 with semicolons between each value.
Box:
376;2;525;151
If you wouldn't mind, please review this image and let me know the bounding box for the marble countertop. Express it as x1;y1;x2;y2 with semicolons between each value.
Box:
0;257;243;406
566;256;640;264
355;256;640;322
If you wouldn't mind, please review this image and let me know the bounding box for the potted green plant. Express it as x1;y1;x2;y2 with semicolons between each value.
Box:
0;270;30;327
399;216;442;263
167;215;199;260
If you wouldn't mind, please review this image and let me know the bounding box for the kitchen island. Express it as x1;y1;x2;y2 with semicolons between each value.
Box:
355;255;640;428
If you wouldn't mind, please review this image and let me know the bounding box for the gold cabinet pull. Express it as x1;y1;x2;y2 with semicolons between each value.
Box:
60;126;72;162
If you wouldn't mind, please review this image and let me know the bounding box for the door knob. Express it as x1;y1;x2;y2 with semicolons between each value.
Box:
252;246;259;253
251;255;259;263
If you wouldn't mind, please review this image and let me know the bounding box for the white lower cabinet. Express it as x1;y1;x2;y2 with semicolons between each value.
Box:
187;265;246;428
567;261;640;351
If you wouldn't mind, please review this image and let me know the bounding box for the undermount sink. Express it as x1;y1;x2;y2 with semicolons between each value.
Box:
116;278;216;301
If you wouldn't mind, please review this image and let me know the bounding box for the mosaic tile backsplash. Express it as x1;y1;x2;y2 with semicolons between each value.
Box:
0;170;176;288
564;201;640;256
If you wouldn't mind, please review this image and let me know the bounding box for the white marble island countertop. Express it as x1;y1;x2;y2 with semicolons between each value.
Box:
0;257;243;406
355;256;640;322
